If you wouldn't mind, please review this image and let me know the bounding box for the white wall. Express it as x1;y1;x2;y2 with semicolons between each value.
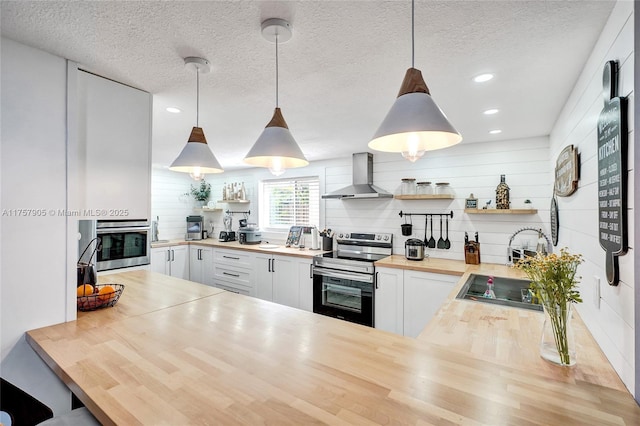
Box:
151;166;199;240
549;0;635;394
1;38;72;414
155;136;552;264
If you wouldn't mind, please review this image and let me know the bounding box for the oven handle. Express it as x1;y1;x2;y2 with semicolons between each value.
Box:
97;226;150;234
312;266;374;284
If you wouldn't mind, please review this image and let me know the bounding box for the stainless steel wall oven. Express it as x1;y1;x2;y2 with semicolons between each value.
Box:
79;219;150;271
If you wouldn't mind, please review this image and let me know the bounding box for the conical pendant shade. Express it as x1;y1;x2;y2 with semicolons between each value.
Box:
369;68;462;154
169;127;223;174
244;108;308;172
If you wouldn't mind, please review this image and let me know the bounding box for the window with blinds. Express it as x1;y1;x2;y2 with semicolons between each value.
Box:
259;177;320;231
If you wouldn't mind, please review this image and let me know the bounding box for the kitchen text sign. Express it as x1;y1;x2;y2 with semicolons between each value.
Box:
597;60;627;286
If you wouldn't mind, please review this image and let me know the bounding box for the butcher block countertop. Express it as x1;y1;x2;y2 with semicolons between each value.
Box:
27;270;640;425
151;238;324;258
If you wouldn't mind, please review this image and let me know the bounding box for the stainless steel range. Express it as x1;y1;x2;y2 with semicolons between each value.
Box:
312;232;393;327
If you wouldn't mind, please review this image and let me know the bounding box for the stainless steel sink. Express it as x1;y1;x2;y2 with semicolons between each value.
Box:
456;274;542;311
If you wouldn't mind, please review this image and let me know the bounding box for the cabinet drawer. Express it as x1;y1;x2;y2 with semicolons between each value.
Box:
214;280;251;296
213;265;252;286
214;249;253;269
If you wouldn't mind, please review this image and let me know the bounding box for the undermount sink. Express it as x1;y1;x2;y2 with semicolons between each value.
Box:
456;274;542;311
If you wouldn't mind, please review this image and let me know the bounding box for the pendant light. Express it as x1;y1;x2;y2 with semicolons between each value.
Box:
169;57;223;180
244;18;308;176
368;0;462;162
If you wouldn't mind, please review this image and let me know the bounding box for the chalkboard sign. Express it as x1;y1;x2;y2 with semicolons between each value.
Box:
597;60;627;286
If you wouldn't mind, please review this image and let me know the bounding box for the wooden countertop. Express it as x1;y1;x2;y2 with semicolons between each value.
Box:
151;239;324;259
27;270;640;424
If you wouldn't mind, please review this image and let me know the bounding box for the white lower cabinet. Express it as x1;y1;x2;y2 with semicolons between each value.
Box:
297;259;314;312
213;248;254;296
403;270;457;338
375;267;457;337
254;254;299;308
189;246;214;286
374;267;404;334
150;245;189;279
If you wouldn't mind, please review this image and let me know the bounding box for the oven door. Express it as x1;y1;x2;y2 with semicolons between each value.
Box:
313;266;374;327
96;221;150;271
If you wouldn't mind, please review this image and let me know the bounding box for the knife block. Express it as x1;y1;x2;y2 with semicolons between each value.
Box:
464;242;481;265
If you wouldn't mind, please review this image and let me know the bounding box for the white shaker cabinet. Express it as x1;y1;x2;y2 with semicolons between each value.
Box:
76;70;151;220
297;259;314;312
403;270;458;338
254;253;298;308
212;248;254;296
374;267;404;334
150;245;189;280
189;245;214;286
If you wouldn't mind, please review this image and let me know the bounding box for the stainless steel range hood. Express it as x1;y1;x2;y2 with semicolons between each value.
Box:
322;152;393;199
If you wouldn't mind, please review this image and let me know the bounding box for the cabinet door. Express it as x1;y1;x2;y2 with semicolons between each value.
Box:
201;247;214;287
189;246;204;284
272;255;297;308
150;247;169;275
253;253;273;301
170;246;189;280
374;267;404;334
297;259;314;312
403;270;457;338
77;71;151;220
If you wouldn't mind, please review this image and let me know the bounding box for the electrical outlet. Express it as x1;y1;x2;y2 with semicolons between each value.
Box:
593;276;600;309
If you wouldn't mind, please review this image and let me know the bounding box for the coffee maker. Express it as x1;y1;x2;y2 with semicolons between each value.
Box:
186;216;203;240
218;212;236;242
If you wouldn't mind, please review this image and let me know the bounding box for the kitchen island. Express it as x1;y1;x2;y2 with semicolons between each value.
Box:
27;269;640;425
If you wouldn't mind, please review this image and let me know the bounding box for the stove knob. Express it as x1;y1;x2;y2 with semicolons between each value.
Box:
383;235;389;241
345;234;349;239
376;235;381;240
338;233;343;239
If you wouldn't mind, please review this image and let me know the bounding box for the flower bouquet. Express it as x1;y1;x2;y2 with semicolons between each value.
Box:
516;248;583;366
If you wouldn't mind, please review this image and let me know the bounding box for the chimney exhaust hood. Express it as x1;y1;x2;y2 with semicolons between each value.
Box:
322;152;393;199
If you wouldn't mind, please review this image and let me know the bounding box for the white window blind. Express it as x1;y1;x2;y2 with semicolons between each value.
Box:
259;177;320;231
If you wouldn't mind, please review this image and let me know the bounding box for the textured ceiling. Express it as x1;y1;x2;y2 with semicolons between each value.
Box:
1;0;616;170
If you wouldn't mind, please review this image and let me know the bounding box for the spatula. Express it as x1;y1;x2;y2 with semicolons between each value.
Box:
444;216;451;249
437;216;446;249
427;216;436;248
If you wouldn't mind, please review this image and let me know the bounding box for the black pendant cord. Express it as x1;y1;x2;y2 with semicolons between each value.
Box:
275;33;279;108
196;68;200;127
411;0;415;68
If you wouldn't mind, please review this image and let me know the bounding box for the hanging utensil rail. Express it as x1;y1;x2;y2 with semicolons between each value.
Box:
398;210;454;219
225;209;251;215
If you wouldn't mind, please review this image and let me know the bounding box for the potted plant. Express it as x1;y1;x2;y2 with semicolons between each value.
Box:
186;180;211;207
515;248;583;366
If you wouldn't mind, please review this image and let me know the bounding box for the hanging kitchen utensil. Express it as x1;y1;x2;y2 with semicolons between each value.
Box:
428;216;436;248
444;216;451;249
423;215;428;246
401;214;412;236
437;216;446;249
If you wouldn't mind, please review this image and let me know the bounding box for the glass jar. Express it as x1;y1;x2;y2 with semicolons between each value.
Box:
401;178;416;195
416;181;433;195
435;182;451;195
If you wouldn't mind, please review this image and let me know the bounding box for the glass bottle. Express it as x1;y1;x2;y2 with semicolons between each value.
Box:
222;182;227;201
240;182;246;200
495;174;510;209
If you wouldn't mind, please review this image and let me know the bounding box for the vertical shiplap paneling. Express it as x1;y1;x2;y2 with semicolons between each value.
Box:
151;167;198;240
549;0;635;395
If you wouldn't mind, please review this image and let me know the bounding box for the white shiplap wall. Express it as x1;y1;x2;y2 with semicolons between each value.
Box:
153;136;552;264
549;0;635;394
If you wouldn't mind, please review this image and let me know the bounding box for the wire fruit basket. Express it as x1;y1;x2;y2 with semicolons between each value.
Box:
77;284;125;312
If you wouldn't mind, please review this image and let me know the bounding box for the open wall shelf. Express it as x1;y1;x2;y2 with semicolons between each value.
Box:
395;194;454;200
465;208;538;215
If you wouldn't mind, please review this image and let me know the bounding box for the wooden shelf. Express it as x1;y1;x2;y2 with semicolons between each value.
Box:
394;194;454;200
465;208;538;215
195;207;222;212
217;200;250;204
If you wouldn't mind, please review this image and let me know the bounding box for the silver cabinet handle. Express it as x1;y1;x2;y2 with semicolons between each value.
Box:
223;271;240;278
223;255;240;260
309;264;313;279
171;249;175;262
166;249;170;262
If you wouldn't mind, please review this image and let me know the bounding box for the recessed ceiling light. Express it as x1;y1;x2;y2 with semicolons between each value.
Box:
483;109;499;115
473;73;494;83
489;129;502;134
166;107;181;113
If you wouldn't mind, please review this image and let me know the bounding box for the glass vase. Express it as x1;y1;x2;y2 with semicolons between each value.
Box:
540;302;576;366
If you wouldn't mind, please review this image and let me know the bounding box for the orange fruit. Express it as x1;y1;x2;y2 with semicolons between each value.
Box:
77;284;95;297
97;285;116;304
